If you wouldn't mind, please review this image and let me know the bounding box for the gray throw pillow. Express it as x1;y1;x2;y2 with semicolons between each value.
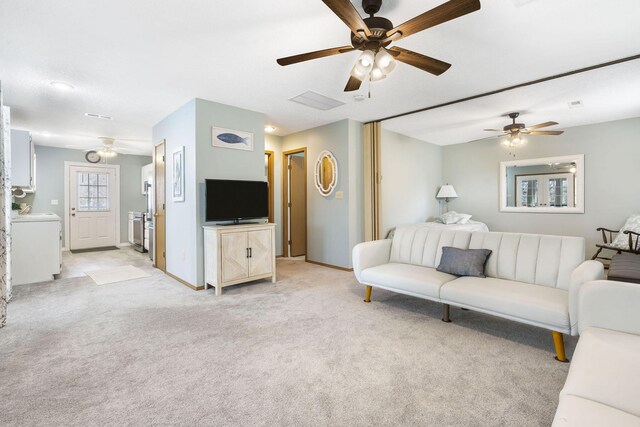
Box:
436;247;492;278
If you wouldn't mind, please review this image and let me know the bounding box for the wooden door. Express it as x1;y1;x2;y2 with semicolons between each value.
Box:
248;229;272;277
221;232;249;282
265;151;274;223
154;142;166;271
69;165;118;250
290;155;306;256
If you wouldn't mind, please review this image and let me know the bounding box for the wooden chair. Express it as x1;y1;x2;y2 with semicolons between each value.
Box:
592;228;640;265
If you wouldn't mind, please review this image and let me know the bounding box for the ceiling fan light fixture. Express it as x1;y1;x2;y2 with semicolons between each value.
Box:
370;65;386;81
350;65;366;80
375;49;396;74
357;50;375;69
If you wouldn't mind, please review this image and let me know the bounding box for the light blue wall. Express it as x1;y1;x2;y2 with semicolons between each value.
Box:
153;98;266;286
152;99;197;284
280;119;363;269
22;145;151;245
195;98;266;285
265;134;283;256
380;129;443;237
442;117;640;256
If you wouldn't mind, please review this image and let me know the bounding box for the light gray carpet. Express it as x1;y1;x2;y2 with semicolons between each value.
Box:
0;259;575;426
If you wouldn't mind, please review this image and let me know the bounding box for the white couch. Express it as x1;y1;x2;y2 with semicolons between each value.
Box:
553;280;640;426
352;224;604;360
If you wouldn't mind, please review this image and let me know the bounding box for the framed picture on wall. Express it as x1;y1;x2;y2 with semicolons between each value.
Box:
212;126;254;152
172;146;185;202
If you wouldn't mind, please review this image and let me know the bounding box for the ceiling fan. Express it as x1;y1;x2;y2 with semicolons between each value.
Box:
85;137;133;160
277;0;481;91
484;112;564;148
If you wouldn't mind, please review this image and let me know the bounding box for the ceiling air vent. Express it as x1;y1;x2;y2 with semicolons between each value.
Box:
85;113;113;120
568;100;584;109
289;91;345;111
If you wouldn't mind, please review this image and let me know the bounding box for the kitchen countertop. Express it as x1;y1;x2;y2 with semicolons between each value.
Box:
12;213;62;223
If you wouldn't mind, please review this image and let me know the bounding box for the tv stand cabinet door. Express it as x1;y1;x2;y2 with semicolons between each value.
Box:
248;229;273;278
220;232;249;283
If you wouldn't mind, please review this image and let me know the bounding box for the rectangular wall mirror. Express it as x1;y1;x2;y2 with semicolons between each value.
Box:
500;154;584;213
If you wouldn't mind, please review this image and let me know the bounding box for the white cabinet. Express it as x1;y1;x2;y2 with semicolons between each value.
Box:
12;214;62;285
203;223;276;295
128;212;135;244
11;129;36;191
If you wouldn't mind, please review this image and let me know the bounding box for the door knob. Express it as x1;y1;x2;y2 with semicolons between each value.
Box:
154;213;159;218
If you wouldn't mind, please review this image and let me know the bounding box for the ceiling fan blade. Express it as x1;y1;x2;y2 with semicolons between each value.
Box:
277;46;355;66
322;0;372;38
524;121;559;130
483;129;504;132
386;0;481;42
344;75;363;92
523;130;564;136
389;47;451;76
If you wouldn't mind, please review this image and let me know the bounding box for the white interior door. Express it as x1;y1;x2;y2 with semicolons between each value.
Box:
69;165;118;250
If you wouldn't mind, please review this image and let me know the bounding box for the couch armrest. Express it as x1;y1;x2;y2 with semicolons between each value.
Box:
352;239;392;283
568;260;605;335
578;280;640;336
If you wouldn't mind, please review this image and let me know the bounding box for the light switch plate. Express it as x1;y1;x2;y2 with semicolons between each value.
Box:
335;191;344;199
51;199;59;205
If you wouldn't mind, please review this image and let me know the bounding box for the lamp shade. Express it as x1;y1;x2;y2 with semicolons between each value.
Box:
436;184;458;199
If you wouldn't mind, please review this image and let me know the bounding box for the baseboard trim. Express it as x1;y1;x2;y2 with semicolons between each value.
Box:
305;259;353;272
117;243;132;248
165;271;204;291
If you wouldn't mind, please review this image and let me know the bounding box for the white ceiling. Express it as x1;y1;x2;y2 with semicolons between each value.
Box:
1;0;639;155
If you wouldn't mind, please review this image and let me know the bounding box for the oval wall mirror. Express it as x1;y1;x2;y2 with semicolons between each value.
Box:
314;150;338;197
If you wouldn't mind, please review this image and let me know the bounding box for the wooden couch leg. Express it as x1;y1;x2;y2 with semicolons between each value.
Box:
552;331;569;363
364;285;372;303
442;304;451;323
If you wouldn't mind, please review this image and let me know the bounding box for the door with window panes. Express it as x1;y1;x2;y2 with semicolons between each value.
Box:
69;165;118;250
516;172;575;208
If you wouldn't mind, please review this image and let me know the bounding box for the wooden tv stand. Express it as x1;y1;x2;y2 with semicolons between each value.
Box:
203;223;276;296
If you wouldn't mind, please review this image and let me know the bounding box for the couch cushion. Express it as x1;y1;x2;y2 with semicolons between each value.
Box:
390;226;472;268
468;232;585;290
553;395;640;427
440;276;569;331
559;327;640;418
361;263;457;299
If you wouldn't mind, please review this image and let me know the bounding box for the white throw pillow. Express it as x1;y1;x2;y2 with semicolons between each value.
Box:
610;214;640;250
439;211;460;224
457;213;472;224
439;211;473;225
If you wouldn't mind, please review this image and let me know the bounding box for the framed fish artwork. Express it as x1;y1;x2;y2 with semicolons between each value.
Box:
212;127;254;152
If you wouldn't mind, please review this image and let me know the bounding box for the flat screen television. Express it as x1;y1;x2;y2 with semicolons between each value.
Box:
205;179;269;223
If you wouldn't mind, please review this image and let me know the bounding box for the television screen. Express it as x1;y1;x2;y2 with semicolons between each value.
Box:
205;179;269;222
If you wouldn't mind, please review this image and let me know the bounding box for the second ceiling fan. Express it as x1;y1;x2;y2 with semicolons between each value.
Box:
277;0;481;91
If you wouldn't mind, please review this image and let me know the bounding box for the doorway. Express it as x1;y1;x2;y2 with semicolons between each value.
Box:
265;151;274;223
154;141;166;271
282;148;306;257
65;163;119;251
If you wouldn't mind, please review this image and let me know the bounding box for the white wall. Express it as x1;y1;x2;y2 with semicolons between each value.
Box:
380;128;443;237
442;117;640;257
